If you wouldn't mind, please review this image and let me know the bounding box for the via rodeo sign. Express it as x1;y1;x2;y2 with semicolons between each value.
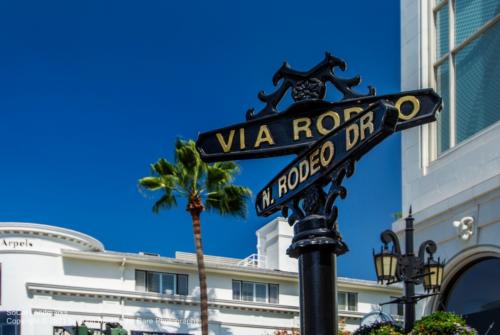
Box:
196;53;441;217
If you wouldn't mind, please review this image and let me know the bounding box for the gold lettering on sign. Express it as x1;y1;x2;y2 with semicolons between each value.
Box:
344;107;363;122
254;125;275;148
239;128;246;150
396;96;420;120
320;141;335;167
360;112;374;140
288;167;300;191
216;130;235;153
317;111;340;135
299;160;309;183
278;175;287;198
309;149;320;176
261;188;274;209
346;123;359;151
293;117;313;141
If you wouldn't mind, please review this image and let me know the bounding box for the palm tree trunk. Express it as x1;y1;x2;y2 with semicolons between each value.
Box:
188;197;209;335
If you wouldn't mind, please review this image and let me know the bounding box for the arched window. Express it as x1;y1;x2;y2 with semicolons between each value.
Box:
442;257;500;334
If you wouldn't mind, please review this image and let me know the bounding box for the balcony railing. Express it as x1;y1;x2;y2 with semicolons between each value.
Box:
237;253;266;268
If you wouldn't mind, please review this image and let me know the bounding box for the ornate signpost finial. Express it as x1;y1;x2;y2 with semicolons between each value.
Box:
246;52;375;120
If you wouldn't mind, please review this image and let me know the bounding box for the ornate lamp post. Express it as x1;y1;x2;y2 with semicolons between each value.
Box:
373;208;445;332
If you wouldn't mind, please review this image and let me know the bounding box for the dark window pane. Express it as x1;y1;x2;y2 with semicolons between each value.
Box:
445;258;500;334
338;292;347;311
455;0;499;45
269;284;279;304
162;273;175;295
436;5;450;58
348;292;358;311
135;270;146;292
176;274;188;295
389;296;403;316
436;60;450;154
255;283;267;303
232;280;241;300
397;302;404;316
455;24;500;144
147;272;161;293
242;282;254;302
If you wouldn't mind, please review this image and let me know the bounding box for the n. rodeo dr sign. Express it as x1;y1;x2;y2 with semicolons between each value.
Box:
255;101;399;216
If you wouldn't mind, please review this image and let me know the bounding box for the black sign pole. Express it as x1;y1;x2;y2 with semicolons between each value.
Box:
196;53;442;335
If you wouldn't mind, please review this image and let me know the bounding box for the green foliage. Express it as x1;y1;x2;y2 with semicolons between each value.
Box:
139;138;251;217
353;323;403;335
410;311;477;335
392;211;403;220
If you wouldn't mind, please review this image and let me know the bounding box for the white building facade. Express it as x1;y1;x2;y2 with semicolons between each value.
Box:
0;218;402;335
399;0;499;333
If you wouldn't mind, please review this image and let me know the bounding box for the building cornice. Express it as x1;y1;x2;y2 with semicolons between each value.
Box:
28;283;384;321
393;177;500;232
26;282;299;314
0;222;104;251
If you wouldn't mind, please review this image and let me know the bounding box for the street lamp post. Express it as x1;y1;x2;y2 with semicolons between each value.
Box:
373;208;445;332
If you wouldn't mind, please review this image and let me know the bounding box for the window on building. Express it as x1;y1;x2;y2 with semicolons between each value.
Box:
433;0;499;155
135;270;188;295
442;257;500;334
390;296;404;316
433;0;500;155
232;280;279;304
338;291;358;311
268;284;279;304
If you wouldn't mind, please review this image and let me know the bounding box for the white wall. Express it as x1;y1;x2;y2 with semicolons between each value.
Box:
256;217;298;272
399;0;500;319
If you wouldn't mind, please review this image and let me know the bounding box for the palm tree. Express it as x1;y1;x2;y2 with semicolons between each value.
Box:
138;139;251;335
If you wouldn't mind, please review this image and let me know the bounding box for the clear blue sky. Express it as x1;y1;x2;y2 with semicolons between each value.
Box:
0;0;401;280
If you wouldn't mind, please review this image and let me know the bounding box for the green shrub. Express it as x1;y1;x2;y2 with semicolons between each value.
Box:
410;311;478;335
353;322;404;335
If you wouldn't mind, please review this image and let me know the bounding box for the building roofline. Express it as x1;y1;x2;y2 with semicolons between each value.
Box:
0;222;104;251
61;249;402;293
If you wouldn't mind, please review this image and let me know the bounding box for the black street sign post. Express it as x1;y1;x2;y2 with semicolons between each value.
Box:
196;53;442;335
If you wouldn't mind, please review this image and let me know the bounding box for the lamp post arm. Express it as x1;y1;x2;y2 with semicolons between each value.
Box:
380;230;402;255
418;240;437;262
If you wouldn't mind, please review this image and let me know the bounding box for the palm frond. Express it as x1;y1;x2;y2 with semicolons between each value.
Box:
138;176;166;191
205;161;241;191
174;139;207;192
205;185;251;218
205;165;231;191
214;161;239;174
151;158;176;176
152;193;177;213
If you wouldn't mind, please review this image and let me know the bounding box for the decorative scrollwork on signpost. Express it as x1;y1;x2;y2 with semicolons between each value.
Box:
246;52;376;120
